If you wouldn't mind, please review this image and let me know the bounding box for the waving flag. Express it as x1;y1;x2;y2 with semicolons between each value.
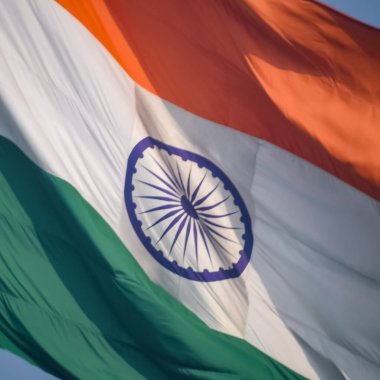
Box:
0;0;379;379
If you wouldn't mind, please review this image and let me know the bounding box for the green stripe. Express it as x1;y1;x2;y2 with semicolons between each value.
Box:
0;137;304;379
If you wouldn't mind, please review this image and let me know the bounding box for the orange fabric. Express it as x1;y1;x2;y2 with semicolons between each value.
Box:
57;0;380;200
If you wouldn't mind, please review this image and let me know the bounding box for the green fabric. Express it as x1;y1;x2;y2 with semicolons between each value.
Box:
0;136;305;380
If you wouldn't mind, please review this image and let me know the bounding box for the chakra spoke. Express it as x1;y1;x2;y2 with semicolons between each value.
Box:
136;195;181;203
191;173;207;202
156;212;186;245
193;183;219;207
142;164;181;196
146;208;183;230
203;224;240;245
162;154;183;192
193;219;199;266
169;215;188;254
205;229;236;258
195;196;230;212
198;220;236;258
197;221;213;264
186;166;192;199
197;210;238;219
137;179;180;199
162;157;182;193
182;217;192;261
150;155;182;194
138;203;181;215
175;161;187;194
201;218;241;230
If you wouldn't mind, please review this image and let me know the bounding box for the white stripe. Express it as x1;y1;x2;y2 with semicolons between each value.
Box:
0;1;379;379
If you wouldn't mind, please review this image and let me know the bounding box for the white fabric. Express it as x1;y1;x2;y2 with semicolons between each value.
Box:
1;1;380;379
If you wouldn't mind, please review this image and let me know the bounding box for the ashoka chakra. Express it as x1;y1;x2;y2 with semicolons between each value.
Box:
124;137;253;282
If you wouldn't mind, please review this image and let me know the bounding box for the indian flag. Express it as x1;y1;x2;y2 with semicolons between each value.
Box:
0;0;379;379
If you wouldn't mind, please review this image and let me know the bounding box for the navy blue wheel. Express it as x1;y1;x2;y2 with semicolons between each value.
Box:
124;137;253;282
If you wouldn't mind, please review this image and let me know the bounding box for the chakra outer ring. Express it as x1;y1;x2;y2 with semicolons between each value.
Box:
124;137;254;282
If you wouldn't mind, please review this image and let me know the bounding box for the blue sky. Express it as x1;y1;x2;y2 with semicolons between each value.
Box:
0;1;379;379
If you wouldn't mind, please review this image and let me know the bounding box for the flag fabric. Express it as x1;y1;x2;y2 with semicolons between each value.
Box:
0;1;379;379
